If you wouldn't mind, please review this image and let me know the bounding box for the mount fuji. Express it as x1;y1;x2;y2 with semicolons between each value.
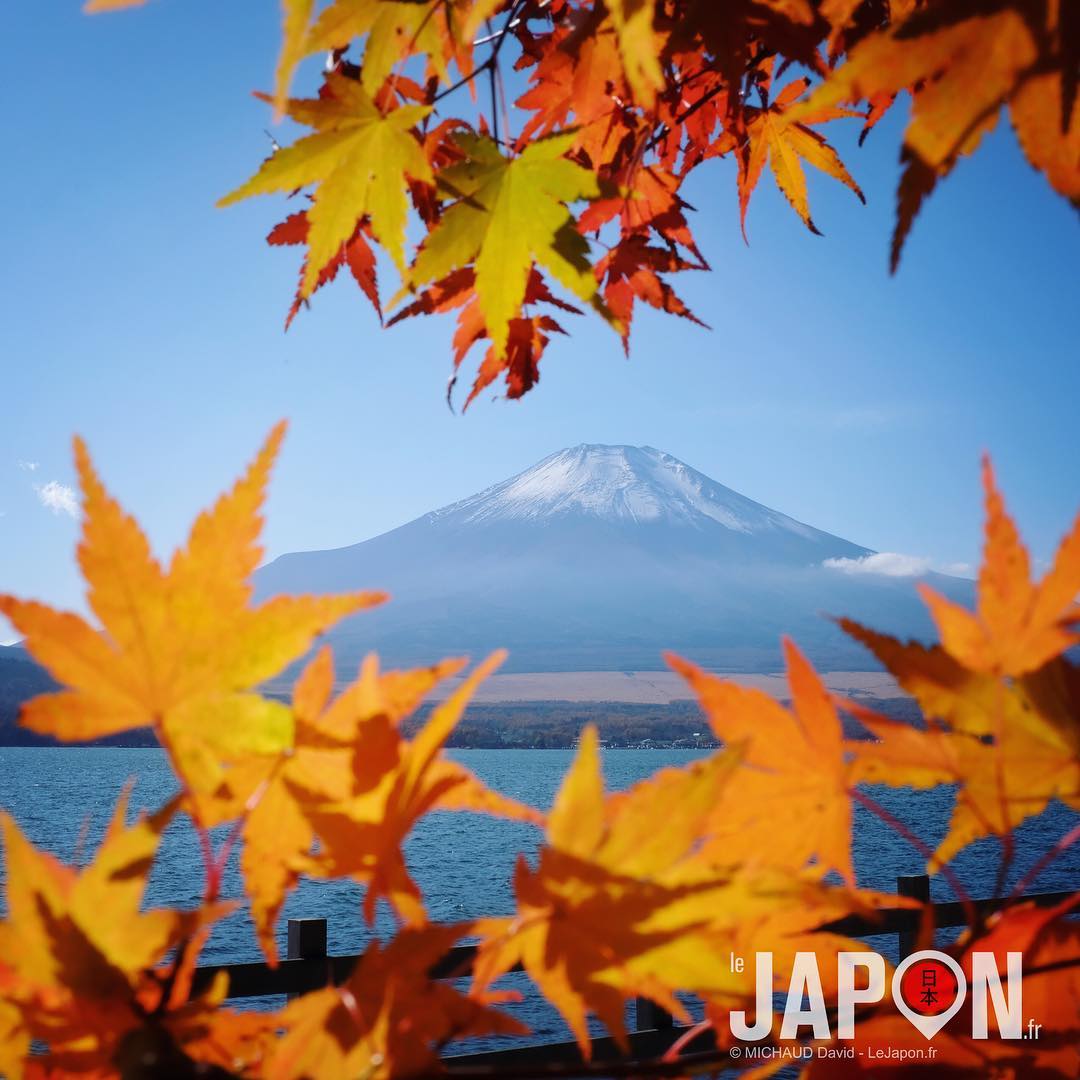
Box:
255;445;971;675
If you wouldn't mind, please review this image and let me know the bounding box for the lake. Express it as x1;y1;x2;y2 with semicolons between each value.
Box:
1;746;1077;1050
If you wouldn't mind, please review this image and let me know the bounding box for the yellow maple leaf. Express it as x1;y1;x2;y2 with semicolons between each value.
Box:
272;0;503;112
220;73;432;289
835;455;1080;866
0;423;383;821
605;0;666;107
402;131;612;356
274;0;317;115
847;698;1079;867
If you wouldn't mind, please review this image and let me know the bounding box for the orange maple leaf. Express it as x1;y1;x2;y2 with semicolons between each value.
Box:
919;457;1080;678
237;648;541;955
793;4;1073;267
729;74;865;239
267;209;382;329
807;898;1080;1075
267;923;524;1080
475;725;893;1052
0;795;271;1078
667;638;855;883
0;424;384;822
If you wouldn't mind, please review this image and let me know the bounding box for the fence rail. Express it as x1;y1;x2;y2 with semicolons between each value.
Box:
189;875;1076;1070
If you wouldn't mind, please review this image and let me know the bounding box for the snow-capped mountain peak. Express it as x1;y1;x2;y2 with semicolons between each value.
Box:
253;441;960;673
433;444;818;537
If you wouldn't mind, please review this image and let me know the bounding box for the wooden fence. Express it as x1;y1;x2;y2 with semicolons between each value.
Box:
189;875;1076;1073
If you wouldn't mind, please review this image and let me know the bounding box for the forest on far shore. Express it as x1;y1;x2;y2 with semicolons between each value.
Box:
1;649;920;749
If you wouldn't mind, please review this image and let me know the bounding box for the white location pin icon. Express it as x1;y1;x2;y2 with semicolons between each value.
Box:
892;951;967;1040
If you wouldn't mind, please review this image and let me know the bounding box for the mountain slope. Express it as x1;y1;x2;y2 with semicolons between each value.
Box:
256;445;970;673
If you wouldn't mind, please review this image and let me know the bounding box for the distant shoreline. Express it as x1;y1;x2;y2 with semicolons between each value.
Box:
265;668;901;705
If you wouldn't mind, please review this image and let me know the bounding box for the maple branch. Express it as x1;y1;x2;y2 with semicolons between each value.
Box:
644;80;728;153
993;827;1015;902
489;50;500;145
432;60;494;104
211;760;282;885
660;1019;712;1061
849;788;976;917
990;680;1016;899
1009;822;1080;899
196;823;217;897
488;0;527;145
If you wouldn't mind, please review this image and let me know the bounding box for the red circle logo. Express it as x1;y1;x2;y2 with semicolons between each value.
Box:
898;957;959;1016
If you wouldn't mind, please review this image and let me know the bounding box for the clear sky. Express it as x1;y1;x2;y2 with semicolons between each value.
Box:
1;3;1077;643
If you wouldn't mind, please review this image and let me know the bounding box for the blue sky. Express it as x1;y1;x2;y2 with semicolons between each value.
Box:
1;3;1078;642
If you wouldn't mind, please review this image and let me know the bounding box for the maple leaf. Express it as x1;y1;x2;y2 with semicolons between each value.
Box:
1011;69;1080;208
516;25;629;167
267;923;524;1080
474;727;746;1052
918;457;1080;678
273;0;317;114
604;0;666;107
475;725;900;1051
578;165;704;261
402;131;612;356
806;899;1080;1075
267;209;382;328
731;75;865;238
84;0;147;9
834;456;1080;868
0;795;270;1078
0;968;26;1080
238;648;541;957
666;638;855;883
220;73;432;291
462;314;569;405
273;0;503;111
792;6;1054;266
0;424;383;822
239;647;499;960
595;234;707;353
307;0;500;98
309;650;543;922
846;693;1080;867
390;266;580;406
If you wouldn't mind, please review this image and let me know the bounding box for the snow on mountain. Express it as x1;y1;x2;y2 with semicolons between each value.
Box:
432;444;820;536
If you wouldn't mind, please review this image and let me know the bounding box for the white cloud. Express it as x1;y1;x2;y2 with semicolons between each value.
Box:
36;480;79;518
17;460;39;472
823;552;933;578
938;561;974;579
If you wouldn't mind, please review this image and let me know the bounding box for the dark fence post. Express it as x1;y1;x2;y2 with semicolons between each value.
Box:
635;997;674;1031
287;917;328;1000
896;874;930;960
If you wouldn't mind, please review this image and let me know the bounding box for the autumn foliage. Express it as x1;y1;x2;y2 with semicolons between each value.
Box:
1;424;1078;1077
98;0;1078;406
2;1;1079;1076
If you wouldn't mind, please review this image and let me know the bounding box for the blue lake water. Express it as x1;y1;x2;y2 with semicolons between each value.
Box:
1;746;1077;1050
